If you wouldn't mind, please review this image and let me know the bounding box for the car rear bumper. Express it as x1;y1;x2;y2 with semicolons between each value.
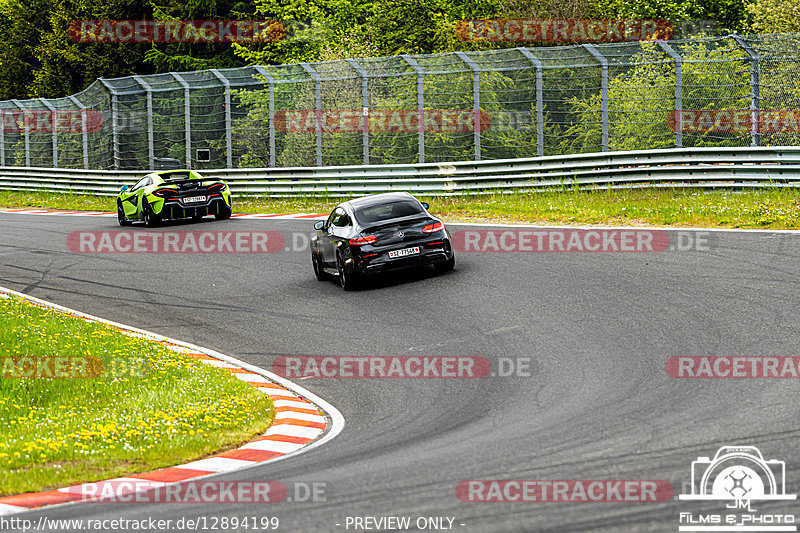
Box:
157;197;230;219
353;240;453;275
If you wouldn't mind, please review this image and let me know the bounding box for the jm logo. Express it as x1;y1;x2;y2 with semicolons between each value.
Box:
678;446;797;532
725;470;754;511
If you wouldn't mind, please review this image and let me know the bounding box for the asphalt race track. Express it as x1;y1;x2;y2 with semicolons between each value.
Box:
2;211;800;532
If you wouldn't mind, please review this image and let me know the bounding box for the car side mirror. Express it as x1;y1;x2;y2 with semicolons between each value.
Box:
120;185;129;192
314;221;324;231
421;202;429;210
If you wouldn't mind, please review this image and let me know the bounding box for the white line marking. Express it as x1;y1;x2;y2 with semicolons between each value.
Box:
175;457;255;473
274;411;326;423
447;221;800;234
233;373;270;383
198;359;240;369
264;425;323;439
271;399;314;410
0;503;27;516
241;440;305;454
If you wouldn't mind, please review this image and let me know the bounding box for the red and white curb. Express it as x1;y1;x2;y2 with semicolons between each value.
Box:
0;209;327;220
0;286;344;516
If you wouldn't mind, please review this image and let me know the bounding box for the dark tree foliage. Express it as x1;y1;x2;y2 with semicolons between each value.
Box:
0;0;761;100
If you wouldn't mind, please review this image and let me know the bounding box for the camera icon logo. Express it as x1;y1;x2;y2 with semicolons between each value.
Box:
679;446;796;502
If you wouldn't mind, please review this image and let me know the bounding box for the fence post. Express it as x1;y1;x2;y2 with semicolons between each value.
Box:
456;51;481;161
657;41;683;149
170;73;192;169
517;47;544;157
98;79;120;170
67;96;89;169
731;34;761;147
210;69;232;169
11;100;30;167
346;59;370;165
583;44;609;152
401;54;425;163
0;108;4;166
253;66;277;168
300;63;323;166
133;75;155;170
37;99;58;168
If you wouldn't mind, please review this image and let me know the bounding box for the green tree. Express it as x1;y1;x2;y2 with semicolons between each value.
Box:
563;40;774;152
747;0;800;33
589;0;748;34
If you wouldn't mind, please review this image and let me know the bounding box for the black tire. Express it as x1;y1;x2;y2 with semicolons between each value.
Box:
312;251;328;281
435;254;455;274
117;200;131;227
143;200;160;228
215;202;232;221
336;250;358;291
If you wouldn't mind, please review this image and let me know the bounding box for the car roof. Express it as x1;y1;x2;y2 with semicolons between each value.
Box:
345;192;416;209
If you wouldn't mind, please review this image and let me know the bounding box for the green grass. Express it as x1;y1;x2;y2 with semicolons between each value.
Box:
0;295;274;496
2;188;800;228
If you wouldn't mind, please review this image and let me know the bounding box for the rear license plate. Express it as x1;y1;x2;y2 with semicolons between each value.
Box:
183;196;206;203
388;246;420;259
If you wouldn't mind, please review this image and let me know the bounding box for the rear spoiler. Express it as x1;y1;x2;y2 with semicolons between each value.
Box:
160;179;209;186
360;214;431;233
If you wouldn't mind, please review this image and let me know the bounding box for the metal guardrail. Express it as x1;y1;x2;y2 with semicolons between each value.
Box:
1;146;799;197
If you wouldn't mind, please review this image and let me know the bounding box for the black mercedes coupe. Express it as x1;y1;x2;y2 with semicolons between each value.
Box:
311;192;455;290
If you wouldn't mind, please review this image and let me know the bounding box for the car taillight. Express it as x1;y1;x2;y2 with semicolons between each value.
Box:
153;188;177;198
207;183;227;192
349;235;377;245
423;222;444;233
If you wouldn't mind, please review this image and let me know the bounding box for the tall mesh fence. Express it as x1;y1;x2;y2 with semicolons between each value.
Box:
1;32;799;170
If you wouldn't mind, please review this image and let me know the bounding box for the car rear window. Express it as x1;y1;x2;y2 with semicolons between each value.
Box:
354;200;424;224
163;172;191;181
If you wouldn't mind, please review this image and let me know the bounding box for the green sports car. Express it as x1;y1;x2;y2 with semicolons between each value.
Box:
117;170;232;227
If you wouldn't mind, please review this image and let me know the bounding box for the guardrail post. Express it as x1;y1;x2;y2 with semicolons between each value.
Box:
11;100;30;167
253;66;277;168
170;73;192;169
401;54;425;163
133;76;155;170
210;69;232;169
98;80;120;170
518;47;544;157
300;63;323;166
456;52;481;161
583;44;609;152
657;41;683;149
731;34;761;147
0;109;4;166
38;99;58;168
346;59;370;165
67;96;89;169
